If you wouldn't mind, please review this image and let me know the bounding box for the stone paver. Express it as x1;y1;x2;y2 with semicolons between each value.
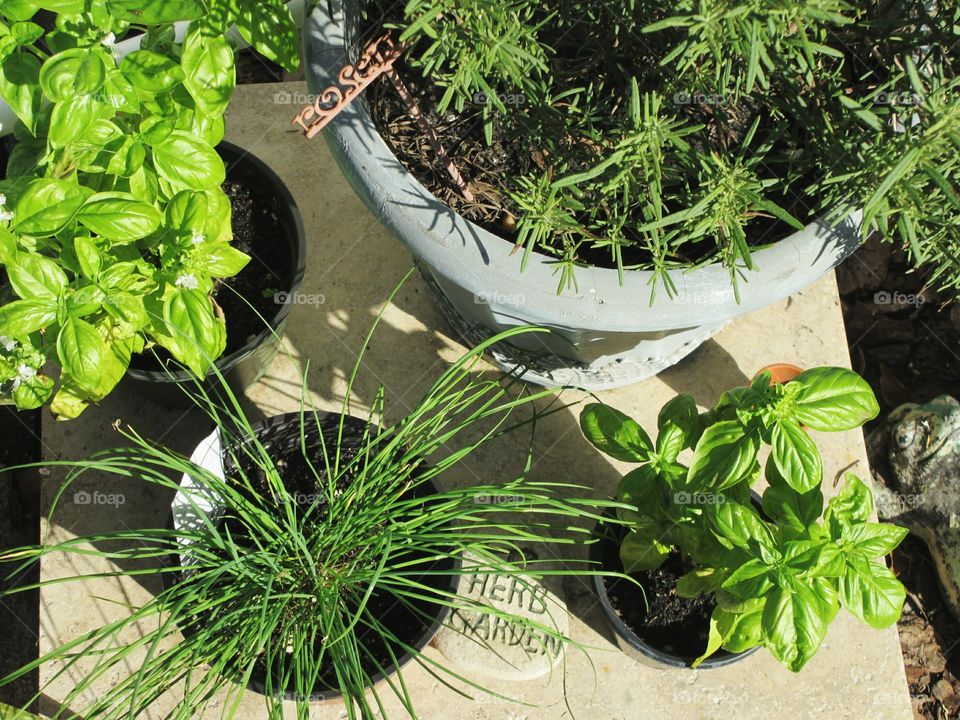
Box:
35;82;913;720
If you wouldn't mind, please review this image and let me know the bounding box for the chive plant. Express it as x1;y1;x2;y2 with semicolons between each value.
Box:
0;307;622;719
384;0;960;297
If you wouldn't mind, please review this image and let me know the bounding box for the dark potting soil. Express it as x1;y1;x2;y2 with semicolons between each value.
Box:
602;536;715;660
361;4;820;271
188;416;452;697
128;174;295;373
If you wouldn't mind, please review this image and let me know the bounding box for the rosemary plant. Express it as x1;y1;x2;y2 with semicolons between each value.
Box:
382;0;960;296
0;305;620;719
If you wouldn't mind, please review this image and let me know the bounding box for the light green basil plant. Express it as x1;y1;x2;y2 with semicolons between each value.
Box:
0;1;299;418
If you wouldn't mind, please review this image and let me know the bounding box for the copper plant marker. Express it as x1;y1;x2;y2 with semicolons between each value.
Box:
293;33;474;202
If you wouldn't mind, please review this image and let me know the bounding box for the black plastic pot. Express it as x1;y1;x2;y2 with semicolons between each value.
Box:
166;411;459;702
590;516;759;670
123;141;307;406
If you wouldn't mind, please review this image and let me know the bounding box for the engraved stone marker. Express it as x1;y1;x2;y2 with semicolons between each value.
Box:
432;554;569;681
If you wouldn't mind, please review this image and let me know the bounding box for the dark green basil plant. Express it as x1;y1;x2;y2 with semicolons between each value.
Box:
580;367;907;672
0;1;300;418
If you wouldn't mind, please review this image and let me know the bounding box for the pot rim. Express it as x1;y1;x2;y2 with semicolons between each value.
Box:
126;140;307;384
754;363;806;385
169;410;459;702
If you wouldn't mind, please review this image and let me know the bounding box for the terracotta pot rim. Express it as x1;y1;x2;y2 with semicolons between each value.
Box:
754;363;806;384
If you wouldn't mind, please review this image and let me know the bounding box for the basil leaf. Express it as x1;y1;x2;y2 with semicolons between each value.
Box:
0;1;43;23
761;584;829;672
12;371;54;410
23;0;82;11
838;555;906;629
579;403;653;462
127;166;159;204
203;188;232;242
692;609;725;668
706;499;774;550
106;137;146;178
7;252;67;299
83;334;136;402
809;542;846;578
66;284;105;317
761;482;824;534
6;136;42;177
175;101;225;146
0;227;15;262
771;419;823;492
8;22;42;48
687;420;759;490
121;50;185;93
676;567;722;598
722;558;774;598
0;298;57;337
234;0;300;72
792;367;880;431
715;589;765;614
181;29;235;117
655;422;685;463
842;523;908;558
616;464;660;520
140;116;175;146
164;190;207;233
48;95;99;148
56;316;103;392
781;539;826;571
100;69;139;114
194;243;250;278
49;334;132;416
77;192;162;242
153;131;225;190
104;291;148;331
74;119;125;173
162;288;225;376
657;393;702;450
40;47;105;101
0;52;41;133
817;576;842;623
824;474;874;538
719;607;763;654
107;0;206;24
49;381;90;420
619;529;670;572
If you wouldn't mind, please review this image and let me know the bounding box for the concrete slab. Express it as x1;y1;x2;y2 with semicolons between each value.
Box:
34;82;913;719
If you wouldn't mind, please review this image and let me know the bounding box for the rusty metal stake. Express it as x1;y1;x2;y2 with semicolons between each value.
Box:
383;66;474;202
293;33;474;202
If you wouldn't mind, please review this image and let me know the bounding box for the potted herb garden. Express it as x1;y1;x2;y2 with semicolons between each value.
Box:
0;323;622;718
581;366;908;670
0;1;304;418
303;1;956;389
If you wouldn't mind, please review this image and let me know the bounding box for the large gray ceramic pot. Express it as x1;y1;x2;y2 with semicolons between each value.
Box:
303;0;862;390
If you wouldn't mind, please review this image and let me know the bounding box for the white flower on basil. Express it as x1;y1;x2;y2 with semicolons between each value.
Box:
190;229;205;246
0;194;13;223
175;273;199;290
11;364;37;390
0;336;16;352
